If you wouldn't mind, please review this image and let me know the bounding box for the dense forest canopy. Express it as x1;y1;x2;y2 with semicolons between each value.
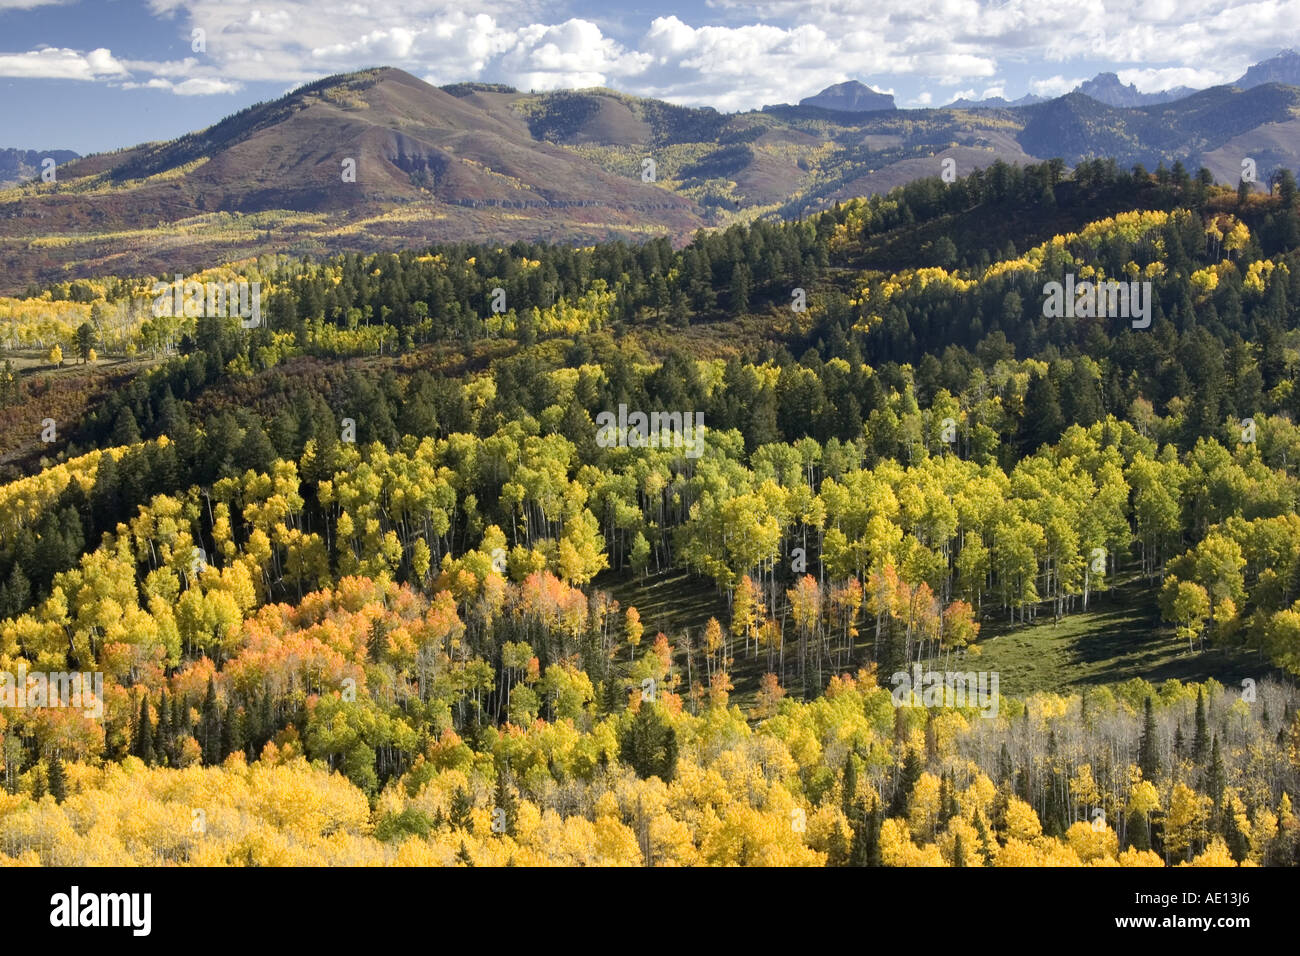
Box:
3;158;1300;866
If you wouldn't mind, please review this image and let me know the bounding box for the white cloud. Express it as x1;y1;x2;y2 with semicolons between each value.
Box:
0;47;127;80
14;0;1300;110
1030;74;1086;96
1116;66;1237;91
173;77;241;94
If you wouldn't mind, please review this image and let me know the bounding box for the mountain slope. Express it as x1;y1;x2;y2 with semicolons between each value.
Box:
5;66;1300;291
1237;49;1300;88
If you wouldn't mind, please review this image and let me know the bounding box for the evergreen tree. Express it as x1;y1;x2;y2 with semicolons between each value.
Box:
889;749;922;818
973;813;995;866
866;799;883;866
1125;807;1150;850
841;753;858;822
156;690;172;768
1221;804;1248;862
619;703;678;782
450;786;474;832
938;772;954;826
493;765;519;835
1204;736;1226;810
222;705;245;760
200;677;222;766
1138;697;1160;779
133;696;154;765
1193;688;1209;762
848;797;870;866
47;753;66;804
825;816;850;867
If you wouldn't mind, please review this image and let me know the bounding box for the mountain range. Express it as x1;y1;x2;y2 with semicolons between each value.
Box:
0;148;80;188
5;55;1300;291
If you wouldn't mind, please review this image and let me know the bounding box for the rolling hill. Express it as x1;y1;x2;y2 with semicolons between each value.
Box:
5;66;1300;292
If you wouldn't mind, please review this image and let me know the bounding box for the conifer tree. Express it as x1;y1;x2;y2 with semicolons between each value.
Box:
1193;688;1209;762
47;754;66;804
200;677;223;766
841;753;858;822
1204;736;1226;810
133;696;154;765
450;786;474;832
1139;697;1160;779
889;749;922;818
156;690;172;767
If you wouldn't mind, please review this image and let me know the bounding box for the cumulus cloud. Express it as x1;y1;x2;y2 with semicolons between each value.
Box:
1030;74;1087;96
1116;66;1238;91
9;0;1300;106
0;47;127;80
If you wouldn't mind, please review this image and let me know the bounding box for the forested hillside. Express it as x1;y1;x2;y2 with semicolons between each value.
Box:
3;159;1300;866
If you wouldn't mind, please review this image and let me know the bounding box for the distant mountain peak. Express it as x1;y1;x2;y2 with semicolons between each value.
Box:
1074;72;1196;107
944;92;1045;109
1237;49;1300;88
799;80;895;112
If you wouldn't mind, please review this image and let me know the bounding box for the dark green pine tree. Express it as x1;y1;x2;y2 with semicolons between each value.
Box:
952;832;967;867
1019;372;1064;454
259;692;275;751
1193;688;1209;762
825;815;850;867
889;749;922;818
222;704;245;760
47;753;66;804
729;263;751;314
997;742;1013;784
841;753;858;822
601;676;622;717
866;799;883;867
493;765;519;835
1138;697;1160;779
938;772;954;826
172;692;188;741
1173;723;1185;759
1221;804;1248;863
156;690;172;768
450;786;474;832
1204;736;1226;811
133;696;154;765
1014;765;1032;803
455;840;475;867
1125;808;1150;851
200;676;223;766
972;813;995;866
848;797;870;866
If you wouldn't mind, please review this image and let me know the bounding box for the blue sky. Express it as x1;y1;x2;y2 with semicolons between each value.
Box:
3;0;1298;155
